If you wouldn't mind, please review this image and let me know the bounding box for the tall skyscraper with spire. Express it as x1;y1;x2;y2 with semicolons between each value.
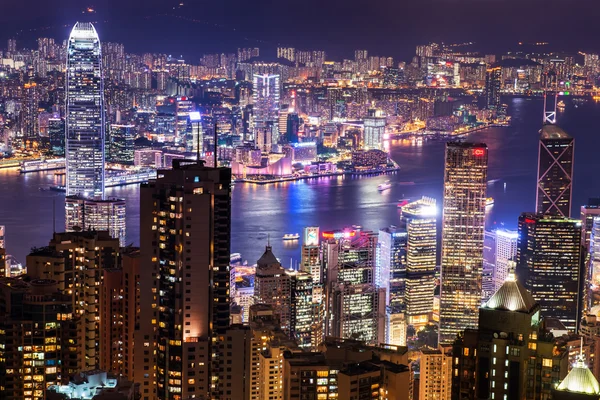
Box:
64;22;126;245
439;142;488;344
536;124;574;217
65;22;105;199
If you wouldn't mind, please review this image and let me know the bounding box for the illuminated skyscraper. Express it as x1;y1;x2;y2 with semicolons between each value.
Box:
581;198;600;248
108;124;135;163
65;22;105;199
401;197;437;329
516;213;583;331
536;124;574;217
377;226;406;308
253;74;280;149
439;142;488;344
493;229;518;292
485;66;501;109
49;117;65;156
363;109;386;150
139;160;231;399
64;196;127;246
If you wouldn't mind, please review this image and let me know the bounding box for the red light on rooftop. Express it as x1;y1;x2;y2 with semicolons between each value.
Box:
473;148;486;156
524;218;536;224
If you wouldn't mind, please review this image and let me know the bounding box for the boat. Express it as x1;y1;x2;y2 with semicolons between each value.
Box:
397;181;415;185
486;197;494;207
397;199;409;208
283;233;300;241
377;181;392;191
557;100;566;111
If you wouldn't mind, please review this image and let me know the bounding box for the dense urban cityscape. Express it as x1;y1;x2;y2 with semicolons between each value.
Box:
1;8;600;400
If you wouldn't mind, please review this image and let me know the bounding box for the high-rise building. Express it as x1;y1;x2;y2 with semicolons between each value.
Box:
26;231;121;373
108;124;135;163
363;109;386;150
139;160;231;399
420;345;453;400
482;230;497;303
401;197;437;329
253;74;280;148
254;246;292;333
494;229;518;292
301;227;321;284
377;226;407;308
175;97;195;150
439;142;488;344
536;124;574;217
48;117;65;156
485;66;501;109
65;22;105;199
516;213;583;331
323;228;386;345
286;112;300;144
589;217;600;307
64;196;127;246
581;198;600;248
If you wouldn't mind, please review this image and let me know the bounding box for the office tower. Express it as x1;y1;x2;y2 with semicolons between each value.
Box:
139;160;231;399
65;196;127;246
278;106;289;140
581;198;600;248
536;124;574;217
401;197;437;329
323;228;386;345
516;213;583;331
0;278;78;400
485;66;501;109
21;82;40;137
439;142;488;344
108;124;135;163
419;345;453;400
26;231;121;373
462;272;569;400
286;113;300;144
253;74;280;148
49;117;65;156
494;229;518;292
363;109;386;150
65;22;105;199
254;246;292;333
588;218;600;308
288;270;315;349
378;226;407;308
175;96;195;150
301;227;321;283
482;230;497;303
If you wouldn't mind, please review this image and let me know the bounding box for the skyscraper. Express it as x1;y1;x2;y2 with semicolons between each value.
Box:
253;74;280;149
536;124;574;217
439;142;488;344
516;213;583;331
64;196;127;246
65;22;105;199
139;160;231;399
377;226;407;308
363;109;386;150
108;124;135;163
485;66;501;109
493;229;518;292
401;197;437;329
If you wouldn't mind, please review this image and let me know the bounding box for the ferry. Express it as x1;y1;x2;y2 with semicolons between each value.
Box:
20;158;65;173
283;233;300;241
486;197;494;207
377;181;392;191
557;100;566;111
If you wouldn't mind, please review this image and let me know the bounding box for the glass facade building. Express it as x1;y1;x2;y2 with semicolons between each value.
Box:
64;196;127;247
536;124;574;218
516;212;583;331
65;22;105;199
439;142;488;344
108;124;135;164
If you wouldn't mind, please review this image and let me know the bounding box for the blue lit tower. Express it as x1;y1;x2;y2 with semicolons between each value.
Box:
253;74;280;151
65;22;105;199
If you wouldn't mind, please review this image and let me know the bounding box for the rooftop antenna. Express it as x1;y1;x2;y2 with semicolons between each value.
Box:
543;74;558;125
52;197;56;233
267;233;270;247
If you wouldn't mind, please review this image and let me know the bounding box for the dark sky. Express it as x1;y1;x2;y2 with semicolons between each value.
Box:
1;0;598;62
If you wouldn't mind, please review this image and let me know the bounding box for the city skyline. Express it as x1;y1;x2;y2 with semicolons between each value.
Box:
2;11;600;400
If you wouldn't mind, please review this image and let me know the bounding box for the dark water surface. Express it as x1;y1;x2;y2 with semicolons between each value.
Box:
2;98;599;264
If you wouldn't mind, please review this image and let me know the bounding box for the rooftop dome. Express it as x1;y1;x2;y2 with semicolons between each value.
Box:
556;356;600;395
483;272;537;313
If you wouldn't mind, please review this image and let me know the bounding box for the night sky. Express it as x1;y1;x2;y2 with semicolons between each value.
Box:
1;0;599;61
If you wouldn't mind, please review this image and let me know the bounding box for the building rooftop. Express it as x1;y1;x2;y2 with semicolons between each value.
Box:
483;272;537;313
556;356;600;395
256;245;282;272
540;124;571;140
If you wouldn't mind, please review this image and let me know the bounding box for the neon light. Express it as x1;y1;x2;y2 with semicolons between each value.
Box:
473;148;485;156
524;218;536;224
